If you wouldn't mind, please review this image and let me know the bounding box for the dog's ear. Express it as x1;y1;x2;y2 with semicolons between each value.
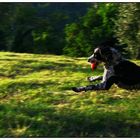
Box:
99;47;113;62
111;48;122;61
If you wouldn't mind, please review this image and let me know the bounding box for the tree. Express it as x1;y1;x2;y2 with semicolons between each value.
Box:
115;3;140;59
64;3;119;57
0;3;91;55
11;4;37;53
0;4;16;51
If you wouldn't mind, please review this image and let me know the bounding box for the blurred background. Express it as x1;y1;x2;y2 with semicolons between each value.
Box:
1;3;140;58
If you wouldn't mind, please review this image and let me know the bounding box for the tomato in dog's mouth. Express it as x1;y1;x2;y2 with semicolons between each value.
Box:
91;62;98;71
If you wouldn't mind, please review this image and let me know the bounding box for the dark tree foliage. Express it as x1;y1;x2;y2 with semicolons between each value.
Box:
0;3;16;50
0;3;90;55
0;3;140;58
64;3;119;57
115;3;140;59
0;30;7;51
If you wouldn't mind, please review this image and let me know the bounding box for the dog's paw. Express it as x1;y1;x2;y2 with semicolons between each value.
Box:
72;87;80;92
87;76;94;82
87;76;102;82
72;87;85;92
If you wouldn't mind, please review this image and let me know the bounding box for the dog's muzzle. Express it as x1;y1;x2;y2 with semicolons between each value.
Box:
88;55;97;63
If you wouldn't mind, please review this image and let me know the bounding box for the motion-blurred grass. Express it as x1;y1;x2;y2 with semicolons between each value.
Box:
0;52;140;137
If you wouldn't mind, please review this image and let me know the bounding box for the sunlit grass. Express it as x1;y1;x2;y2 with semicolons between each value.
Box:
0;51;140;137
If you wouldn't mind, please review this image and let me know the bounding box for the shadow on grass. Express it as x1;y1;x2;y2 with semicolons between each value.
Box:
0;80;57;99
8;62;92;78
0;104;140;137
0;56;103;79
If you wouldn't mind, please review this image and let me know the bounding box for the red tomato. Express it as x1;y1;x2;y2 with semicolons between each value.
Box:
91;63;96;71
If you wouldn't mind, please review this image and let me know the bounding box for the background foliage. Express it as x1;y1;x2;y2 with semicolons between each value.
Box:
0;3;140;58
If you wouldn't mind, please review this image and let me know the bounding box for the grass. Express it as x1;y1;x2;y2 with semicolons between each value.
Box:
0;51;140;137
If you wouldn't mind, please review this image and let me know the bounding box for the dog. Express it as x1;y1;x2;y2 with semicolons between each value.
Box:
72;46;140;92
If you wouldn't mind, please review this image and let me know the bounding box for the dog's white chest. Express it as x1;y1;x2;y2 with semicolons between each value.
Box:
102;66;114;82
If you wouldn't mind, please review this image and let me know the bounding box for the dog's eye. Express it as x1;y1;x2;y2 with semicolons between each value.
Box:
94;53;102;60
94;54;99;59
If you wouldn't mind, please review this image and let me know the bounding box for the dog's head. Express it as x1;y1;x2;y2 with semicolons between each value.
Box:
88;47;122;66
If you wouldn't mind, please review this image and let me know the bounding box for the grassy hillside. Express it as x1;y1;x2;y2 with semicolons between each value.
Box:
0;52;140;137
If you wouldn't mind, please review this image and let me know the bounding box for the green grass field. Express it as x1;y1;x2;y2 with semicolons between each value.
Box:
0;52;140;137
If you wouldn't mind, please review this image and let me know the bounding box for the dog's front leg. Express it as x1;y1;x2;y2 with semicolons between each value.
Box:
72;82;106;92
72;76;117;92
72;85;95;92
87;76;103;82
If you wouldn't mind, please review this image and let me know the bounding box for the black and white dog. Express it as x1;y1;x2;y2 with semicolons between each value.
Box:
72;46;140;92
